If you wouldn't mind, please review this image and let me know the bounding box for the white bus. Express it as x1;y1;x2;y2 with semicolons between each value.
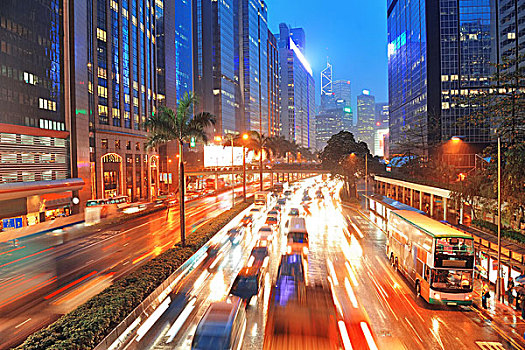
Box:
386;210;475;305
286;217;309;256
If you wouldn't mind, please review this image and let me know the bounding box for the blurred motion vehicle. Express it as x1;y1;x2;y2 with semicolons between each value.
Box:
226;226;246;245
191;297;247;350
283;190;292;197
273;182;284;194
249;207;262;219
254;191;272;210
241;214;254;227
288;208;300;217
277;198;286;206
265;215;279;227
268;209;280;218
205;177;225;190
85;196;129;224
387;210;475;305
286;217;309;256
273;254;307;306
230;262;268;306
302;194;312;202
264;283;341;349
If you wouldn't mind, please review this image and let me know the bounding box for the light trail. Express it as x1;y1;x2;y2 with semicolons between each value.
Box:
44;271;97;300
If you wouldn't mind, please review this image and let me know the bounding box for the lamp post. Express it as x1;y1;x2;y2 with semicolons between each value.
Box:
496;136;502;302
217;135;236;208
242;133;249;202
167;158;172;195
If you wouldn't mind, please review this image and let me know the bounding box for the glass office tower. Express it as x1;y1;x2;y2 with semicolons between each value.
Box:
388;0;493;156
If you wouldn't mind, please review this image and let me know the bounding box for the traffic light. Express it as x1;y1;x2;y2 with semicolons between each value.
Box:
190;137;196;148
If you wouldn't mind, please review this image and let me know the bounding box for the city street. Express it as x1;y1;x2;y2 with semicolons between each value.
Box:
0;183;265;349
115;178;524;350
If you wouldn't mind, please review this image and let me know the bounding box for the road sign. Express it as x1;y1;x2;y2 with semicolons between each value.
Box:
2;217;23;230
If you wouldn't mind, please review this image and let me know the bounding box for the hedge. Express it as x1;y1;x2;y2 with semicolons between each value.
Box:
15;200;252;350
472;218;525;245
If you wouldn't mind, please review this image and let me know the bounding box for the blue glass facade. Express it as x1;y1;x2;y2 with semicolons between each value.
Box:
388;0;493;154
174;0;193;99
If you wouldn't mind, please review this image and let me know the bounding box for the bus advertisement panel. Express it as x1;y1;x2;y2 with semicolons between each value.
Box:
386;210;475;305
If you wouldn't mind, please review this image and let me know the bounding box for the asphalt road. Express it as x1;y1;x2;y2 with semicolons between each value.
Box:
123;178;523;350
0;182;266;349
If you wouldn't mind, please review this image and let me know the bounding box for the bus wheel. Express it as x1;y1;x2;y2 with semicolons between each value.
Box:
394;257;399;272
416;281;421;298
389;254;394;266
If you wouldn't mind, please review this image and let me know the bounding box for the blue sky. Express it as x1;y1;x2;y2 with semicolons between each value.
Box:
266;0;388;106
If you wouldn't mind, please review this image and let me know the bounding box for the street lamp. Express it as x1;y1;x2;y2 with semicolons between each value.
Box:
167;158;172;195
242;133;249;202
496;136;502;302
220;134;237;209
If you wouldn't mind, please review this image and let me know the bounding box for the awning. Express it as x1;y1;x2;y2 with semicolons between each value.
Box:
0;178;84;201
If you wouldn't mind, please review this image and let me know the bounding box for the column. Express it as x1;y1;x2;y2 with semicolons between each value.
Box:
459;202;464;225
419;191;423;211
430;194;434;217
410;188;414;207
443;197;448;222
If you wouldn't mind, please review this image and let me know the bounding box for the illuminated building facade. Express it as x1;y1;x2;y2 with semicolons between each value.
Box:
388;0;493;156
356;90;376;150
277;23;315;148
0;0;84;228
267;31;280;137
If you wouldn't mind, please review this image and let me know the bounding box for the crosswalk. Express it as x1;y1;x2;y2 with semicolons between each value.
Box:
476;341;508;350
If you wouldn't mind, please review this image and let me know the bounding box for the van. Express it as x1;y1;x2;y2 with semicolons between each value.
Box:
191;297;247;350
286;217;309;256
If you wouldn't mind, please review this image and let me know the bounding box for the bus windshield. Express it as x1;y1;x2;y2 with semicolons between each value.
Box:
289;232;307;244
435;237;474;254
431;269;473;292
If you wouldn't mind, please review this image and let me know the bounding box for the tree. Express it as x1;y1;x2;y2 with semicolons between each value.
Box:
146;92;216;246
243;131;275;191
320;131;376;198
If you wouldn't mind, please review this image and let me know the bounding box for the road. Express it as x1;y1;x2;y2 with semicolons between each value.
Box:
122;178;523;350
0;182;268;349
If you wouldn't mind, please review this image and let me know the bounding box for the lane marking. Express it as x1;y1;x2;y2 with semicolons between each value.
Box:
15;318;31;329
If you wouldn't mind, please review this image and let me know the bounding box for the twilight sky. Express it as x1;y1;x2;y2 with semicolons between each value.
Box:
266;0;388;106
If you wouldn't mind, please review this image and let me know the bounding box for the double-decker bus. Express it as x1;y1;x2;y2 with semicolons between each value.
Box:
85;196;129;225
386;210;475;305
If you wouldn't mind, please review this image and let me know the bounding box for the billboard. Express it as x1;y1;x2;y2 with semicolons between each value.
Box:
204;145;253;167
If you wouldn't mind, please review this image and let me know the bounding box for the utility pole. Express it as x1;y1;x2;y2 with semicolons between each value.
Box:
496;137;502;302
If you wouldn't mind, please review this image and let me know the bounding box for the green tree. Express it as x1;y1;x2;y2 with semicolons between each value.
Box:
320;131;379;198
146;92;216;246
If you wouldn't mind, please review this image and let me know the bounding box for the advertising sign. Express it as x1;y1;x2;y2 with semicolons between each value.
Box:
204;145;252;168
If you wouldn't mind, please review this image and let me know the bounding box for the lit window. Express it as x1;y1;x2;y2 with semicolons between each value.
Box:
97;28;107;41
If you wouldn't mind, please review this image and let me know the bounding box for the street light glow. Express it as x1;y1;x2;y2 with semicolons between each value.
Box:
242;133;249;140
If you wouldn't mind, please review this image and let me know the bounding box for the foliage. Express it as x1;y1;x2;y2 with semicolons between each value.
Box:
394;109;441;158
472;219;525;245
15;201;252;350
320;131;384;198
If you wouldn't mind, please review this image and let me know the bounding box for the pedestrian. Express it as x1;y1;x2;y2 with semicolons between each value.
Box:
508;279;515;305
482;283;490;309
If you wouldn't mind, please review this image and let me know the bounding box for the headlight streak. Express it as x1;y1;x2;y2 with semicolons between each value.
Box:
344;278;358;308
166;298;196;343
338;320;354;350
360;322;379;350
135;296;171;342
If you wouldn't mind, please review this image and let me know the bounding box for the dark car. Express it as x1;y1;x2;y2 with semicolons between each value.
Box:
277;198;286;205
289;208;300;216
284;190;292;197
230;266;265;306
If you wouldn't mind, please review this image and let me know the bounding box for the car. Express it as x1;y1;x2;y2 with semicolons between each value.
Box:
302;195;311;202
249;246;269;264
250;207;262;217
272;205;282;213
241;214;253;226
268;210;279;217
258;225;275;239
316;193;324;200
289;208;300;217
265;216;279;227
230;266;266;306
277;198;286;205
284;190;292;197
227;227;245;245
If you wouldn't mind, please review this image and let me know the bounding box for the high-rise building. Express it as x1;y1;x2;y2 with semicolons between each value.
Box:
0;0;85;228
267;31;280;137
332;80;352;130
498;0;525;68
387;0;494;156
277;23;315;148
356;90;376;150
316;96;345;149
241;0;269;134
69;0;160;202
374;103;389;157
321;62;333;97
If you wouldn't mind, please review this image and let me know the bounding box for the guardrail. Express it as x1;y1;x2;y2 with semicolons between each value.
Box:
93;204;253;350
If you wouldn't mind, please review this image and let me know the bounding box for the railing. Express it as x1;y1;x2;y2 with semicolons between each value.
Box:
93;205;253;350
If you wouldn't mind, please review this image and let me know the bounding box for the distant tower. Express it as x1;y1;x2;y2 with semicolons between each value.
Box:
321;60;333;96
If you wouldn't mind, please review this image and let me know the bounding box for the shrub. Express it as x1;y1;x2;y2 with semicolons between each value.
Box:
472;218;525;245
15;200;251;350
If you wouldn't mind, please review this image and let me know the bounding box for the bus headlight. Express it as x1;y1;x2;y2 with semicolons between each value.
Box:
302;247;309;255
434;293;441;300
287;245;291;254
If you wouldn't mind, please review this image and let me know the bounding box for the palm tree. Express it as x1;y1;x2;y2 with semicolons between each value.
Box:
244;131;275;191
145;92;215;246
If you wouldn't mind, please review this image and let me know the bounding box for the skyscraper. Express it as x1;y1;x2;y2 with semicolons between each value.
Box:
356;90;375;150
241;0;269;134
332;80;352;130
267;31;280;137
374;103;389;157
69;0;159;202
316;97;345;150
387;0;493;156
277;23;315;148
0;0;84;227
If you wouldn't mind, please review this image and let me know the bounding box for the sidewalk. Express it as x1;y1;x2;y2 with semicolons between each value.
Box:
472;279;525;348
